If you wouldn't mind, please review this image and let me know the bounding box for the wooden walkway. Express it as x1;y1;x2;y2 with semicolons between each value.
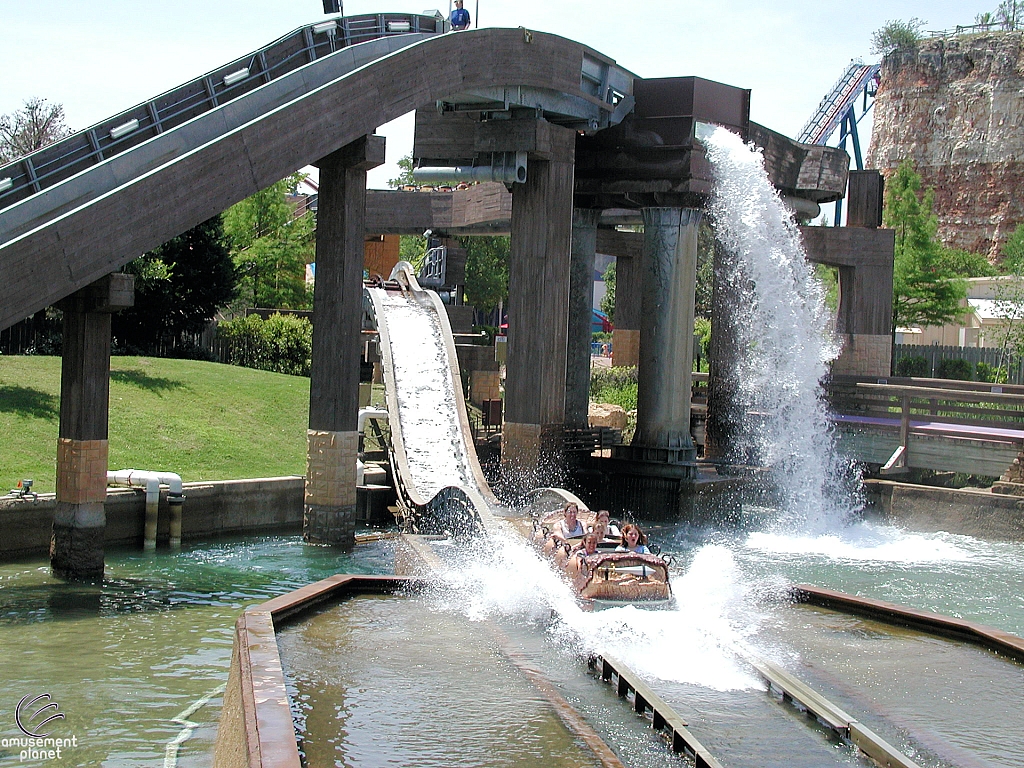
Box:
827;376;1024;477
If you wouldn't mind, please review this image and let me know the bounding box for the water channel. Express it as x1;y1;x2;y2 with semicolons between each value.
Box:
2;127;1022;767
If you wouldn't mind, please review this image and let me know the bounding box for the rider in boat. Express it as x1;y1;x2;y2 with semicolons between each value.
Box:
615;523;651;554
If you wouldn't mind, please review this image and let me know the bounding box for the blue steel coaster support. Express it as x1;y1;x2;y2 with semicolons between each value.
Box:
798;60;879;226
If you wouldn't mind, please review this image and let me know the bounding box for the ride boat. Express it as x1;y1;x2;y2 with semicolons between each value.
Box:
531;508;672;607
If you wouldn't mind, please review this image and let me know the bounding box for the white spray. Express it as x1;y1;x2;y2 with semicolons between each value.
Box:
703;125;858;533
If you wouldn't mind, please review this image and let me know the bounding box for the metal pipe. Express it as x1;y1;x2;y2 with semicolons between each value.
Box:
413;152;527;186
107;469;185;550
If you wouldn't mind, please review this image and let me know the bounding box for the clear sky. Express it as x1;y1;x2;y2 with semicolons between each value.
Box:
1;0;995;188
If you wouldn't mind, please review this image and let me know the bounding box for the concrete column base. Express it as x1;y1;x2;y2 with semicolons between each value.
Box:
501;421;564;497
304;429;358;546
303;503;359;546
612;329;639;368
51;437;109;579
50;502;106;579
831;334;892;377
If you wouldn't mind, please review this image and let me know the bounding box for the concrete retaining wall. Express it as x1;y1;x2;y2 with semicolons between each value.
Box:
0;476;304;559
864;479;1024;541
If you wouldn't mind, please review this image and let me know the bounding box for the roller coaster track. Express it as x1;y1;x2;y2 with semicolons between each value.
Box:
0;23;632;330
797;60;879;146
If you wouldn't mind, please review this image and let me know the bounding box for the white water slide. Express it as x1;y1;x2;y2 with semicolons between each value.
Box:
365;263;507;534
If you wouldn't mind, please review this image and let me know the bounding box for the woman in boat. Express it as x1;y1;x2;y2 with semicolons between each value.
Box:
544;502;585;565
615;523;651;554
565;532;600;589
589;510;620;543
549;502;585;544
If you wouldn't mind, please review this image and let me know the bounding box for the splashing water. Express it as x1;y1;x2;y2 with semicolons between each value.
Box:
427;527;762;692
703;126;857;533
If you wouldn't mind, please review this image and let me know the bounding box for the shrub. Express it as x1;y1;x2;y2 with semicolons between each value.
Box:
591;366;637;395
895;355;929;377
218;313;312;376
975;361;1007;384
590;366;638;411
936;358;972;381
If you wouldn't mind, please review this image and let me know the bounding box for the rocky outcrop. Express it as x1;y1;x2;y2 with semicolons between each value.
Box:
867;32;1024;259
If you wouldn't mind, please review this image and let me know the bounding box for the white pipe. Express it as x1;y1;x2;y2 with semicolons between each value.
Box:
107;469;185;551
358;407;389;433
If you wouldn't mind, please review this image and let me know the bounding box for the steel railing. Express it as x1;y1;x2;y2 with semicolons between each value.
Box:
0;13;445;211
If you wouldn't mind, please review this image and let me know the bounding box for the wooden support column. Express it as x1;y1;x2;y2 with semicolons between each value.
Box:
597;228;644;368
51;273;134;579
306;135;385;546
566;208;601;429
502;123;576;494
833;170;893;377
631;208;700;456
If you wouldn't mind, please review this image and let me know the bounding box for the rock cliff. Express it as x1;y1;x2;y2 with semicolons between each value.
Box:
867;31;1024;259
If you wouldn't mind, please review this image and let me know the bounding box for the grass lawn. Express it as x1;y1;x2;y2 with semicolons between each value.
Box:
0;355;312;494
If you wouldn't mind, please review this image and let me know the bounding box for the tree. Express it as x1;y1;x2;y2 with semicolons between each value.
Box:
461;236;509;313
600;261;616;322
388;153;417;188
944;248;997;277
997;1;1021;29
870;18;926;56
223;173;315;309
111;217;237;354
984;225;1024;375
884;159;966;331
0;97;72;163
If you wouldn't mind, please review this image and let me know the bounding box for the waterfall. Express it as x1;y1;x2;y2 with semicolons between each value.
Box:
703;125;859;532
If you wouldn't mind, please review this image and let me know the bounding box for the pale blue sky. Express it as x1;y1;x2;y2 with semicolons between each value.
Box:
1;0;994;187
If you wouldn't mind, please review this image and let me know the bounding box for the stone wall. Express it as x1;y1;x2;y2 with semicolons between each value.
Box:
0;476;304;559
867;32;1024;259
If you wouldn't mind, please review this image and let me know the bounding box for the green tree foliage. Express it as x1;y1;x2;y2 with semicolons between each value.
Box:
884;159;966;331
944;248;997;277
600;260;616;322
112;217;237;355
870;18;926;56
696;220;715;317
218;313;313;376
223;173;314;310
997;1;1022;29
0;97;71;163
461;236;510;312
388;153;417;188
398;236;427;271
987;224;1024;366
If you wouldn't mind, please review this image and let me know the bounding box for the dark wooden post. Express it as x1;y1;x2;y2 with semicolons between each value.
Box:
566;208;601;429
305;135;385;546
597;229;644;368
51;274;134;579
706;239;740;460
502;123;576;494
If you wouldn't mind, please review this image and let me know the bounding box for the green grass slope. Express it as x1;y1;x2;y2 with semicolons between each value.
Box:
0;356;310;494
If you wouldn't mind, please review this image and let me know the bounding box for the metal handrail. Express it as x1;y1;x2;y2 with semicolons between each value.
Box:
0;13;445;210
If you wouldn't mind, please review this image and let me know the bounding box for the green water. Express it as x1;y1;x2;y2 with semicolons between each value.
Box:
0;536;392;768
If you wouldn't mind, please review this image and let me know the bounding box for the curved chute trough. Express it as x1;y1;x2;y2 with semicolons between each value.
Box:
366;264;590;536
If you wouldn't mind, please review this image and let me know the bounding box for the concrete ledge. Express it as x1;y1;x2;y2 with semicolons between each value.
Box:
0;476;304;559
792;583;1024;664
864;479;1024;541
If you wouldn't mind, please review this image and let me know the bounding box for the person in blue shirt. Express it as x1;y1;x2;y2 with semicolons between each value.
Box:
450;0;471;30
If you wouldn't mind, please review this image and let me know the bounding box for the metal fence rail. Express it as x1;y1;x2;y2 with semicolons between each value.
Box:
0;13;444;211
